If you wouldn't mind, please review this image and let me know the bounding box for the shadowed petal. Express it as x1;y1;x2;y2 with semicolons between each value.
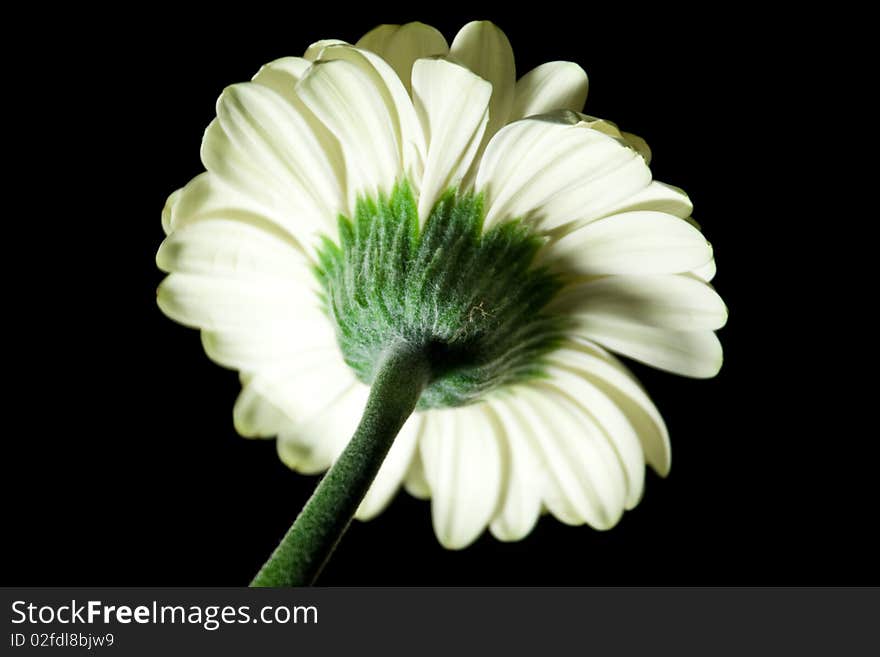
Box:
511;61;588;120
356;22;449;94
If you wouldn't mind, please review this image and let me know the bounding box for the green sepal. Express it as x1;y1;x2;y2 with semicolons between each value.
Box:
315;180;566;409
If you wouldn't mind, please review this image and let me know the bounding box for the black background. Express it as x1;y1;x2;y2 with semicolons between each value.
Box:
5;6;869;585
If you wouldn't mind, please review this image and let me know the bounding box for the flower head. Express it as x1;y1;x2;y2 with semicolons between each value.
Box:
158;20;726;550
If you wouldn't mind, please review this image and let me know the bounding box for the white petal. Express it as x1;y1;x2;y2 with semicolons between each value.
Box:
478;117;651;233
297;57;404;202
236;347;355;442
157;217;314;282
162;172;308;256
313;44;426;187
161;187;182;235
216;84;340;212
217;83;342;217
251;57;312;102
508;385;626;529
554;275;728;331
250;58;348;203
403;449;431;499
692;257;717;282
547;338;671;475
156;272;321;332
450;21;516;142
421;405;504;549
200;316;336;371
277;381;369;474
571;315;724;378
545;210;712;275
591;180;694;220
202;83;344;249
541;367;645;510
163;171;230;235
411;58;491;222
510;61;588;121
303;39;347;60
485;395;543;541
356;413;424;520
233;377;289;438
356;22;449;94
621;131;651;164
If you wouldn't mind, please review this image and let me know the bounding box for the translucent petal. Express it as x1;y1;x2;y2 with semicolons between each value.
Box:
356;22;449;94
303;39;347;60
510;61;588;121
692;257;717;282
251;56;312;102
403;449;431;500
450;20;516;142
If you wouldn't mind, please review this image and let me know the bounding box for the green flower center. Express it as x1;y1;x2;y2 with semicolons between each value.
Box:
315;180;566;409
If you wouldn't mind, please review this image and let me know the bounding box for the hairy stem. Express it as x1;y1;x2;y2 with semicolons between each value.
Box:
251;340;430;587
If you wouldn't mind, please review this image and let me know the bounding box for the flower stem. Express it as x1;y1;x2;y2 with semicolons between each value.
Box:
250;340;431;587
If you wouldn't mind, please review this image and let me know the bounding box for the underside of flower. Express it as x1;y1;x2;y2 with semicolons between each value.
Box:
157;20;728;583
316;180;564;408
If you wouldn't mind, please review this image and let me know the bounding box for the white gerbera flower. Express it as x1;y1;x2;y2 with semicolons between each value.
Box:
157;20;726;582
